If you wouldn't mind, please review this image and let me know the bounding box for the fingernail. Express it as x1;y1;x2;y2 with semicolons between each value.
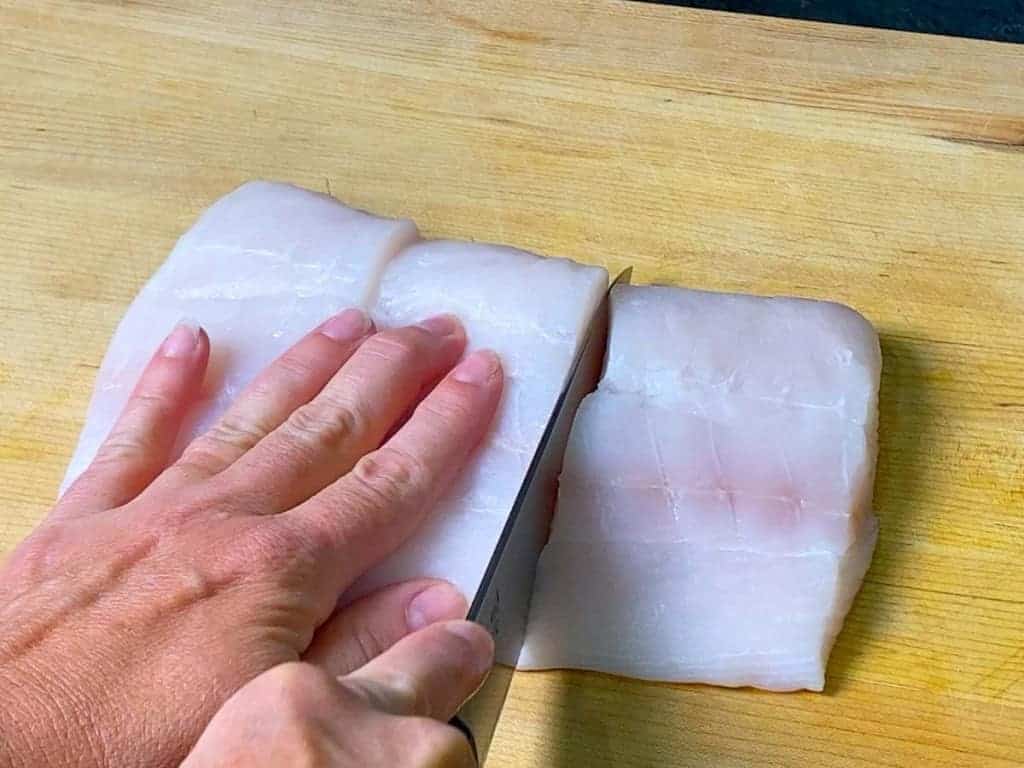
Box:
417;314;461;338
407;582;468;632
452;350;500;384
160;322;200;358
445;621;495;677
320;308;371;342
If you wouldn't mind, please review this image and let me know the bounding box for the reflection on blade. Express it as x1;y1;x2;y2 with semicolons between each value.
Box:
453;269;631;763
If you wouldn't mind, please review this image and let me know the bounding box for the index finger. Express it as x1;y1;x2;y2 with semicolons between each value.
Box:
277;349;503;594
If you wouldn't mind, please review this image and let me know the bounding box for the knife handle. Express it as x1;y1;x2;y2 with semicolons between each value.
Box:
449;715;479;766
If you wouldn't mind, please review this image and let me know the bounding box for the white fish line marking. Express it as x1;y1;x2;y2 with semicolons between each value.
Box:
640;400;677;527
704;414;737;537
841;421;851;494
607;384;859;425
779;439;800;526
566;478;851;519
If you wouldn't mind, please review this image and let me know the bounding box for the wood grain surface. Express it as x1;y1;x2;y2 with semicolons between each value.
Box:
2;1;1022;765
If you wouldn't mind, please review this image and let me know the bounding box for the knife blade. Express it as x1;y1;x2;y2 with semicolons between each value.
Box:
451;268;631;764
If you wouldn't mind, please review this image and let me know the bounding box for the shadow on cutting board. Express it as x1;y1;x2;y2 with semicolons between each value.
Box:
824;332;931;692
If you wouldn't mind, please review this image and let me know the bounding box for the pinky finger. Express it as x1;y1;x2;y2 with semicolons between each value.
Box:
57;322;210;517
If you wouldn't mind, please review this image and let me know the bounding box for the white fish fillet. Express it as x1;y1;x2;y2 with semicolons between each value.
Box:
349;240;607;601
61;182;607;606
62;181;419;490
519;285;881;692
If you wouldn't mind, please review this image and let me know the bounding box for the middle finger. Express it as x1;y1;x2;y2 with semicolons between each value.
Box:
216;314;465;512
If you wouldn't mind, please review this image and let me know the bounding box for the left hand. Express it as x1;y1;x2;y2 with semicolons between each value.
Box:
0;308;502;768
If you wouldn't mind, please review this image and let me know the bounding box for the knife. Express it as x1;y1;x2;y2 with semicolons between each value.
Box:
451;268;631;764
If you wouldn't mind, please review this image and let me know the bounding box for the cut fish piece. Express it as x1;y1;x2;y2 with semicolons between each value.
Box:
61;181;418;492
521;284;881;692
349;240;608;601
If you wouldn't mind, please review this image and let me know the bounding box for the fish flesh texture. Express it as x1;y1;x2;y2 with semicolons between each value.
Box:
349;240;607;601
61;181;419;490
61;182;608;606
519;285;881;691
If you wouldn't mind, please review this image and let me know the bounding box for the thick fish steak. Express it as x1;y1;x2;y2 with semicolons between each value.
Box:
519;284;881;692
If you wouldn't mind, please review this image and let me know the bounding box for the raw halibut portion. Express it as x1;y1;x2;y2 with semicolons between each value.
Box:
349;241;608;601
520;285;881;692
61;181;418;491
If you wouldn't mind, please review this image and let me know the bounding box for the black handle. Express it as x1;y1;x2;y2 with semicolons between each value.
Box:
449;715;479;766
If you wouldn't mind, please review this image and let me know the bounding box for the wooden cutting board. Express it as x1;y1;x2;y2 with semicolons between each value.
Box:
2;1;1022;764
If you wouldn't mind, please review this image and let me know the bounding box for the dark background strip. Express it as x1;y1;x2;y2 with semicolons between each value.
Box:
647;1;1024;43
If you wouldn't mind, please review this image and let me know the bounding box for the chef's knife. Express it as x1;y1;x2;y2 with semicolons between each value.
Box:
451;268;631;764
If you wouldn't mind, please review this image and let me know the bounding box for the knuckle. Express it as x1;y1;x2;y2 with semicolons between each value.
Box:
159;496;216;529
233;525;335;628
95;426;157;463
206;414;270;454
266;662;336;715
238;521;313;575
283;515;343;567
6;523;67;580
178;411;271;472
380;670;426;714
166;455;217;483
350;446;428;503
274;348;322;383
283;400;362;453
75;449;153;499
418;388;475;424
350;624;389;666
132;390;176;412
364;327;429;365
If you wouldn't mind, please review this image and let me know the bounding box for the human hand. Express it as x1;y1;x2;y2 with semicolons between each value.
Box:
0;309;502;768
183;621;491;768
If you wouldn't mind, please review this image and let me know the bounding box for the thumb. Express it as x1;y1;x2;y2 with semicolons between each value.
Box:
338;620;493;721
